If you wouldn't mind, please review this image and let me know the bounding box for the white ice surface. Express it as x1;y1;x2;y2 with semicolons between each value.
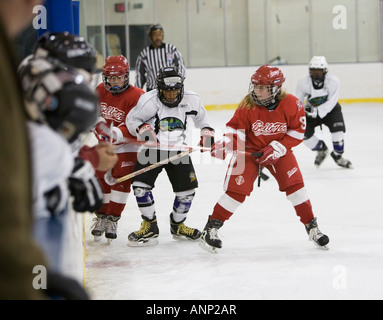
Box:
84;103;383;300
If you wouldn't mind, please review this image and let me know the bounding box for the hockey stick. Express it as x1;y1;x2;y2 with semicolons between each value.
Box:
92;123;263;158
258;164;263;187
145;142;264;158
104;149;193;186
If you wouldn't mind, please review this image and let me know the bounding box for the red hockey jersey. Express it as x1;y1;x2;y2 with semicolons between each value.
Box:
226;94;306;152
96;83;144;152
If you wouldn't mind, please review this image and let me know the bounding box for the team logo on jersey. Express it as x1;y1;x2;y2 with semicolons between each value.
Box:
159;117;185;132
100;102;125;122
297;99;304;111
235;175;245;186
252;120;287;136
121;161;135;168
287;167;298;178
189;171;196;182
308;95;328;106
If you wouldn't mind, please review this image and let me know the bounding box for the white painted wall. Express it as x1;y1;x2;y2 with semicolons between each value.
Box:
81;0;382;67
120;63;383;107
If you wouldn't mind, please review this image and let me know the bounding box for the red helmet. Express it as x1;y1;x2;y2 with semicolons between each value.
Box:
249;65;285;109
102;55;130;93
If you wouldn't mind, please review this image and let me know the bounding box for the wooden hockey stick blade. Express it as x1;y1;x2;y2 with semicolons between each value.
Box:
104;149;192;186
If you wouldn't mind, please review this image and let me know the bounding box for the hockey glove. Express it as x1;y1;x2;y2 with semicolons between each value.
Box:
305;105;318;118
94;121;124;144
211;135;235;160
68;158;103;213
255;140;287;166
44;181;70;216
79;143;118;172
199;127;215;151
137;123;157;143
94;119;109;142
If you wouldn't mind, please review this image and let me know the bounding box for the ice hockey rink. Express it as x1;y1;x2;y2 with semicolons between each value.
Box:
83;102;383;300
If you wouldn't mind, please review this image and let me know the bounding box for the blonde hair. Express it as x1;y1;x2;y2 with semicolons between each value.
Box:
238;89;288;110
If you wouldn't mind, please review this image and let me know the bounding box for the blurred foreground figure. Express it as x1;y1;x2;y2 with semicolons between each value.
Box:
0;0;49;300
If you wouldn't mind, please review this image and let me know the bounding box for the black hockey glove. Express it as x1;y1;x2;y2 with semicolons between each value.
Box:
44;181;69;216
68;157;103;213
199;127;215;151
305;105;318;118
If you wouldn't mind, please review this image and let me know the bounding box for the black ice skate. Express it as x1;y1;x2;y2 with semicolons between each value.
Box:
199;216;224;254
91;213;107;242
314;142;328;167
105;215;120;243
305;217;329;249
170;214;202;241
331;151;353;169
127;215;159;247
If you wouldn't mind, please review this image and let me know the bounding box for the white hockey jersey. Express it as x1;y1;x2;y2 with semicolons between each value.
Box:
28;122;74;219
295;73;340;119
126;90;211;148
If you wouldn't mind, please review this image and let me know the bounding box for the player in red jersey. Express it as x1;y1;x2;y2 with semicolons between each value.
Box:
200;65;329;253
91;55;145;242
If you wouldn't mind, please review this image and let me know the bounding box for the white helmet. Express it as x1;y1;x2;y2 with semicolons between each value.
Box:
309;56;328;72
309;56;328;88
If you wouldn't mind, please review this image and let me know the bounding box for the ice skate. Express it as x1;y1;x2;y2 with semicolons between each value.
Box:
199;216;224;254
331;151;352;169
305;217;329;249
127;215;159;247
170;214;202;241
91;213;107;242
105;215;120;243
314;142;328;167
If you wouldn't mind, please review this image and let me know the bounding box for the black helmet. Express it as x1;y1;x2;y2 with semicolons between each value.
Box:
20;57;99;143
35;32;97;74
148;24;164;38
156;67;184;108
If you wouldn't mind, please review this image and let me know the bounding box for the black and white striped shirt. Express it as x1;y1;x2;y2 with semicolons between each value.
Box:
135;43;186;91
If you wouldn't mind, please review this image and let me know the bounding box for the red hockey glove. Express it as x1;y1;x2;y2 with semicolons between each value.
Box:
255;141;287;166
137;123;157;143
211;136;235;160
94;122;123;144
199;127;215;151
94;120;109;142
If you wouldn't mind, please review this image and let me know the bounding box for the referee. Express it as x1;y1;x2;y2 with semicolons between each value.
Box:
135;24;186;92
